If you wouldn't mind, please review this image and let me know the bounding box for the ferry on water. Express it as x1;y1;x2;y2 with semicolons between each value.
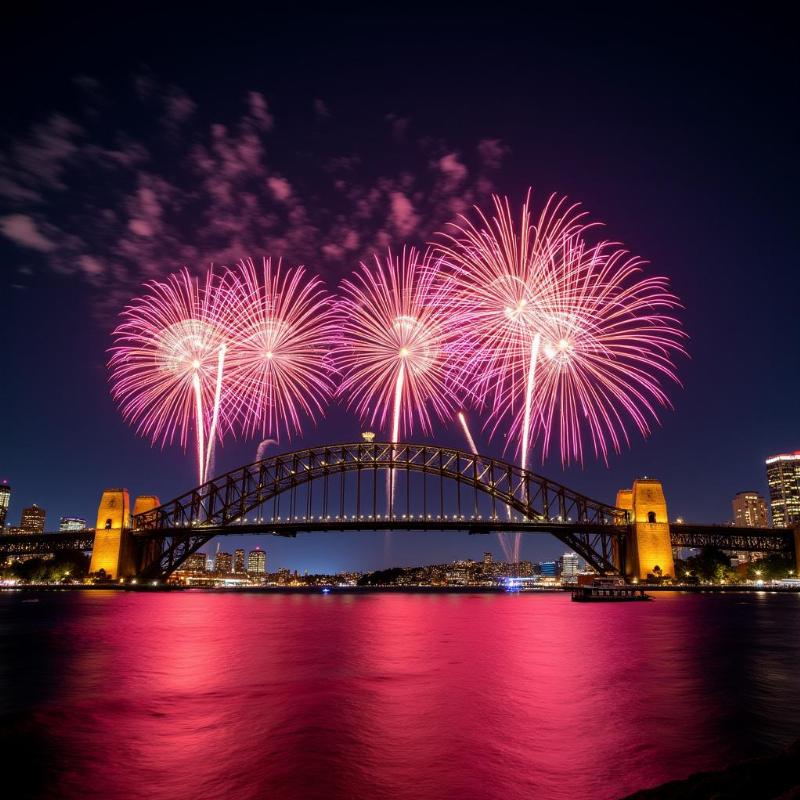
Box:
571;576;652;602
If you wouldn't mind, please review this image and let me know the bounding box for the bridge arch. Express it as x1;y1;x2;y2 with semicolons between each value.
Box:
132;442;628;579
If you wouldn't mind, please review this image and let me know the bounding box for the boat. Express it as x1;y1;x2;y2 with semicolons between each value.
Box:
571;576;651;602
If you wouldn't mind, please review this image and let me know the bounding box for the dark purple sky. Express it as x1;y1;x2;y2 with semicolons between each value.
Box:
1;8;798;572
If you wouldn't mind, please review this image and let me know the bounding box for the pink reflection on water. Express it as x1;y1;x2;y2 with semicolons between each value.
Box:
12;591;786;800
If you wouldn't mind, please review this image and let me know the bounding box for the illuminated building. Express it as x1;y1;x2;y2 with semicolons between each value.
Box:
539;561;558;577
731;491;768;528
184;552;207;572
559;552;580;580
516;560;533;577
483;552;493;568
20;504;46;534
215;551;232;573
0;481;10;528
247;548;266;574
59;517;87;532
234;548;245;573
766;453;800;528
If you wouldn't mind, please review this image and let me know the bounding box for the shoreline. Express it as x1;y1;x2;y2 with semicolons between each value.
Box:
3;583;800;594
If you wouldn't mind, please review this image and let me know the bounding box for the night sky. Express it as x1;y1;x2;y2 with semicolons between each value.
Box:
1;8;798;573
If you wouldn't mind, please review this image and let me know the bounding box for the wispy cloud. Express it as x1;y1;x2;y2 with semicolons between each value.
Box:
0;75;509;306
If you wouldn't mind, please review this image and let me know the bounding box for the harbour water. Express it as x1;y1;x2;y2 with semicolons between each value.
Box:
2;590;799;799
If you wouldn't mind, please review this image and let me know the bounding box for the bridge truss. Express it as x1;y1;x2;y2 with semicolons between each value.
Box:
132;442;627;578
3;444;794;581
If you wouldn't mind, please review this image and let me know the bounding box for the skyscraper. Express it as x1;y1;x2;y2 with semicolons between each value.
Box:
765;453;800;528
0;481;10;528
215;551;232;573
247;548;266;574
731;491;768;528
184;552;207;572
20;504;46;534
59;517;87;532
234;548;246;573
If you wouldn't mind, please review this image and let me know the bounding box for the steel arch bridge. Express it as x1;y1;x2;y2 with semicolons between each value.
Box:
132;442;629;578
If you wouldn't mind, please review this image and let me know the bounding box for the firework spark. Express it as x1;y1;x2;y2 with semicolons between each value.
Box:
109;267;233;485
225;258;338;442
335;248;457;441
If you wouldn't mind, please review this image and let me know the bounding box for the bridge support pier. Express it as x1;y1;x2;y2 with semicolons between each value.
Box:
88;489;135;580
88;491;161;580
616;479;675;582
133;495;161;576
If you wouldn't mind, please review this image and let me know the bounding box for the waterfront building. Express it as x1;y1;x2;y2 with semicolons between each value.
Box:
539;561;558;578
215;551;232;573
59;517;87;532
0;481;10;528
20;504;46;534
559;552;580;581
247;548;266;574
234;548;245;573
765;453;800;527
483;552;493;568
731;491;768;528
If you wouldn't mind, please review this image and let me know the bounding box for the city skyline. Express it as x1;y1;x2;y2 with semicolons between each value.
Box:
1;9;798;573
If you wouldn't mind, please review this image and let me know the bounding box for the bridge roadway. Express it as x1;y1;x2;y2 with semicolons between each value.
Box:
0;520;791;553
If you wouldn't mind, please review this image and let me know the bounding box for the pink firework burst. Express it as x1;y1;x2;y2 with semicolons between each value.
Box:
437;192;594;471
334;248;457;442
109;267;234;485
526;239;686;464
438;191;686;468
224;257;338;442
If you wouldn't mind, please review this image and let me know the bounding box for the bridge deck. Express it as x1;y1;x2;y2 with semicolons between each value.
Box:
0;522;792;555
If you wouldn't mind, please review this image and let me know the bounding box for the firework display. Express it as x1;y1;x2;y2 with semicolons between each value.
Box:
334;248;456;442
437;192;685;467
109;268;233;485
225;257;338;442
109;190;686;495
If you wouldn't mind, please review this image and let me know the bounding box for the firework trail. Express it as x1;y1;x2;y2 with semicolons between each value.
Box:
225;257;338;442
109;267;234;485
457;411;479;456
458;410;514;562
255;438;278;462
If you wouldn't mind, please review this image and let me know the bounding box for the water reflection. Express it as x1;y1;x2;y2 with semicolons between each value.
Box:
1;590;799;799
